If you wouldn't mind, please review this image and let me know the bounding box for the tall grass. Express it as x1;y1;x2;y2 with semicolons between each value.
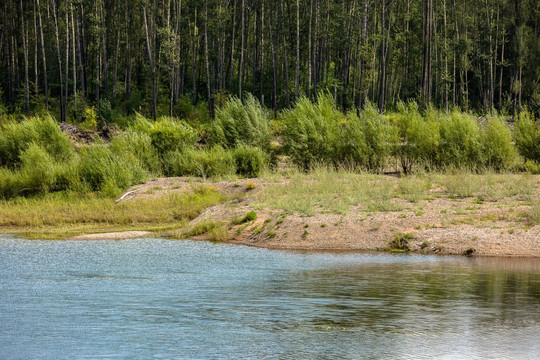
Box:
165;146;236;179
0;115;74;168
0;185;227;237
210;93;271;150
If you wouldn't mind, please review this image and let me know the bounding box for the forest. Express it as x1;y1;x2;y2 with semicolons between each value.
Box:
1;0;539;120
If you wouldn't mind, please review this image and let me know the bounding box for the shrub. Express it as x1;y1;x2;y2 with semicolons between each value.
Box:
149;117;198;155
80;106;98;130
0;115;74;168
210;93;271;150
524;160;540;174
233;145;268;177
514;111;540;162
165;146;235;179
394;101;440;173
437;111;482;169
128;115;198;155
360;102;397;172
283;93;367;169
97;99;113;124
78;145;146;197
19;143;56;194
110;130;161;175
481;117;518;171
0;167;21;199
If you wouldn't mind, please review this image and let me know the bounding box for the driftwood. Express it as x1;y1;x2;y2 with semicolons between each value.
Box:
115;190;137;203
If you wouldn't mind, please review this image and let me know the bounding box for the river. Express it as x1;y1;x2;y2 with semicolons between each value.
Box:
1;236;539;359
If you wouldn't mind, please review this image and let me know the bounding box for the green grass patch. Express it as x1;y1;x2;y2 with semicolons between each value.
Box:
0;185;226;239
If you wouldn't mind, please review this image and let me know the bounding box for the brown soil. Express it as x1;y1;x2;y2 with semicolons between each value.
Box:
109;176;540;257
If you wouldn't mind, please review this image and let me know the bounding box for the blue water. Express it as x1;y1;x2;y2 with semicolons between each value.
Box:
1;236;540;359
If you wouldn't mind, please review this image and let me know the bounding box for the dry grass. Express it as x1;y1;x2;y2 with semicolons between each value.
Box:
0;185;227;239
256;167;538;217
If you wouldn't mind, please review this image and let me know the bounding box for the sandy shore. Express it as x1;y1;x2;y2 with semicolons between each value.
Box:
80;175;540;257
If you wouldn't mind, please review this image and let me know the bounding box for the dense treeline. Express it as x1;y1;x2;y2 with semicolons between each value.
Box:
1;0;539;121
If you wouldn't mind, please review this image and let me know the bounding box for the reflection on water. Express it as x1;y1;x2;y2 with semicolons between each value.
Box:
0;236;539;359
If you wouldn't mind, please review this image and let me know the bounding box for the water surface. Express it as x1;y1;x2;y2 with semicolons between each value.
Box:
1;236;539;359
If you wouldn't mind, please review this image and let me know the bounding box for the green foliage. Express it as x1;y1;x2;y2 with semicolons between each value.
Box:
394;101;440;173
110;130;161;175
0;167;21;199
359;102;397;172
19;143;56;194
78;145;146;197
234;210;257;224
233;145;268;177
175;96;211;125
388;233;414;252
80;106;98;130
283;93;368;169
150;117;198;155
129;115;199;155
97;99;113;125
437;112;482;169
514;111;540;162
0;115;74;168
210;94;271;150
481;117;518;170
165;146;236;179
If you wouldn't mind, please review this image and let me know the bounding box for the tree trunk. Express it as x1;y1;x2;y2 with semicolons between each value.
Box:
239;0;244;100
143;2;157;121
20;0;30;114
52;0;65;122
36;0;48;110
295;0;300;100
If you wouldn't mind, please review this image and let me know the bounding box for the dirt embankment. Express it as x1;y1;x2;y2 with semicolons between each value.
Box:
78;176;540;258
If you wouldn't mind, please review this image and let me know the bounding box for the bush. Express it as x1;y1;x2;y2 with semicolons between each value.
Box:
481;117;518;170
80;106;98;130
210;93;271;150
19;143;56;194
97;99;113;124
0;115;74;168
359;102;397;172
233;145;268;177
437;111;482;169
283;93;367;169
128;114;199;155
110;130;161;175
394;101;440;173
165;146;236;179
514;111;540;162
78;145;146;197
0;167;21;199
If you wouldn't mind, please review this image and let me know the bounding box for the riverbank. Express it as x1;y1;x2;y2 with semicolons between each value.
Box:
1;171;539;257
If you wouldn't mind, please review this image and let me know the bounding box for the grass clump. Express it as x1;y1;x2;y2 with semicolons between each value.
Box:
182;220;229;241
388;233;414;252
165;146;235;179
239;211;257;223
0;115;74;168
210;94;271;151
233;145;268;177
